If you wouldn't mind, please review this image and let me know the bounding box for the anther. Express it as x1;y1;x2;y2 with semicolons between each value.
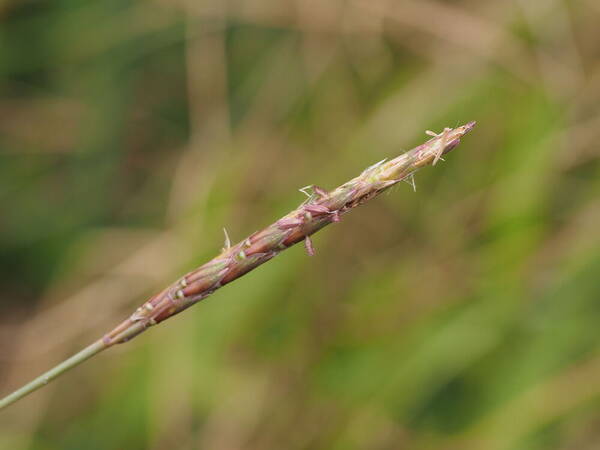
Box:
313;185;328;198
223;228;232;250
304;235;315;256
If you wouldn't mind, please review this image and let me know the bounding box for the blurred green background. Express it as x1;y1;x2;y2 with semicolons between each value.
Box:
1;0;599;449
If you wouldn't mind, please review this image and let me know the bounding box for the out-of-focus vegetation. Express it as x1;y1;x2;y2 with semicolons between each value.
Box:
1;0;599;449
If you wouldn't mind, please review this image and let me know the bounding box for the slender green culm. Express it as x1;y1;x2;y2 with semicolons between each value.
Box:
0;122;475;410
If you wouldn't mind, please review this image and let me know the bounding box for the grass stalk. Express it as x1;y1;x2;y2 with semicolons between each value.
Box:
0;122;475;410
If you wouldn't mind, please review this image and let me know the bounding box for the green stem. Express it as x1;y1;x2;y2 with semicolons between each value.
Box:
0;321;147;410
0;340;107;410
